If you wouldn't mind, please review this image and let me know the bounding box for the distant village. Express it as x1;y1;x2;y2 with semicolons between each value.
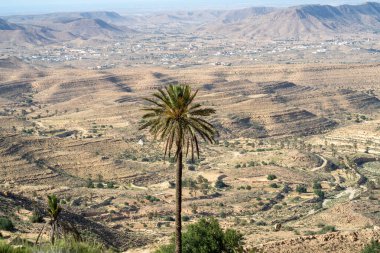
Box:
1;34;378;68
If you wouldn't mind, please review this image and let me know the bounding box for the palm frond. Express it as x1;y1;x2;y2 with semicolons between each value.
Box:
140;84;217;161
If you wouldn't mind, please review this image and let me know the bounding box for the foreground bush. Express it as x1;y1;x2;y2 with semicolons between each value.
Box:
0;240;31;253
155;218;244;253
0;239;106;253
41;239;105;253
0;217;14;231
362;239;380;253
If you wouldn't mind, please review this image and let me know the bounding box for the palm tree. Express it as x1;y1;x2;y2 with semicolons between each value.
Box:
47;194;62;245
140;84;217;253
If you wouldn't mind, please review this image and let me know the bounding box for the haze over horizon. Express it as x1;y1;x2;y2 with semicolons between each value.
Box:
0;0;379;15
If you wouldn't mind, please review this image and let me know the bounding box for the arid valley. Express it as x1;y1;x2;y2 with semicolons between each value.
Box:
0;2;380;253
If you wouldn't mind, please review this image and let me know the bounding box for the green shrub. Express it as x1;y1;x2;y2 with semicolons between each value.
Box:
314;189;325;199
361;239;380;253
269;183;279;188
282;184;292;193
96;182;104;188
155;218;244;253
267;174;277;181
318;225;336;234
29;210;44;223
0;217;14;231
86;179;94;188
163;216;175;222
182;216;191;222
215;179;228;189
145;195;160;202
313;181;322;190
106;182;115;189
296;185;307;193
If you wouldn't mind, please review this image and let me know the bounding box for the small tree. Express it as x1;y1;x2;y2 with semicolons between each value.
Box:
155;218;244;253
47;195;62;245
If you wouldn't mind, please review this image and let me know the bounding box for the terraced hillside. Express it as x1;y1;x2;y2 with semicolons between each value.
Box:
0;63;379;252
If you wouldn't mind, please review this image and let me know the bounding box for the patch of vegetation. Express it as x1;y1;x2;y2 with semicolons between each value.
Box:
306;224;336;235
296;185;307;194
267;174;277;181
0;217;14;231
86;178;95;188
106;182;115;189
0;240;31;253
269;183;279;188
145;195;160;203
215;179;228;189
0;239;108;253
155;218;244;253
361;239;380;253
313;181;322;190
314;189;325;200
29;210;44;223
318;225;336;234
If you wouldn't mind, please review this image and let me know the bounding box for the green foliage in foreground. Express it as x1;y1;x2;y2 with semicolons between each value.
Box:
0;239;107;253
361;239;380;253
0;217;14;231
155;218;244;253
0;240;31;253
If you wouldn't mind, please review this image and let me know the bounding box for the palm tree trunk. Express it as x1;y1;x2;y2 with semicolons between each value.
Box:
50;222;55;245
175;148;183;253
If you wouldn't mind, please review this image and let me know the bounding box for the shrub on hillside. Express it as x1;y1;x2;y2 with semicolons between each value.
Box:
106;182;115;189
29;210;44;223
313;181;322;190
361;239;380;253
319;225;336;234
267;174;277;181
314;189;325;200
0;217;14;231
296;185;307;193
155;218;244;253
269;183;279;188
215;179;228;189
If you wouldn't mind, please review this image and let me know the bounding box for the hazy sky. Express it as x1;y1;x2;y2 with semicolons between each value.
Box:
0;0;378;15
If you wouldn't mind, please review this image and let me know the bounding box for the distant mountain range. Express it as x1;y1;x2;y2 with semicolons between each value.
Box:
1;2;380;45
0;12;136;45
199;2;380;40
